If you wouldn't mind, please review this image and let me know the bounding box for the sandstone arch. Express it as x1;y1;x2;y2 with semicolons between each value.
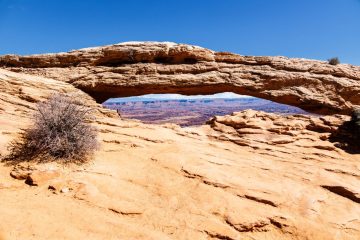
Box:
1;42;359;115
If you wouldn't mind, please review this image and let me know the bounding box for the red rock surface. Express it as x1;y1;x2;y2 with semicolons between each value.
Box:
0;44;360;239
1;42;360;114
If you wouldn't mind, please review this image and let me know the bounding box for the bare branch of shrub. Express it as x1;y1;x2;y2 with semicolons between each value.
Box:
3;93;99;164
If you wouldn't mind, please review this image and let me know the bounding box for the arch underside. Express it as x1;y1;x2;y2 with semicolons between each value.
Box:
82;82;337;115
1;42;359;115
64;62;360;115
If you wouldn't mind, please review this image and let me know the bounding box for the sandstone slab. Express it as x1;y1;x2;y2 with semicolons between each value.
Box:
1;58;360;239
1;42;360;115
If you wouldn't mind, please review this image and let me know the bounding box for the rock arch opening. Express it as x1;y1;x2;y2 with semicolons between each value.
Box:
1;42;358;115
103;92;311;127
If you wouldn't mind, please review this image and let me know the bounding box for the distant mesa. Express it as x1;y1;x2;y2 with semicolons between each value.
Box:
1;41;359;115
103;97;310;127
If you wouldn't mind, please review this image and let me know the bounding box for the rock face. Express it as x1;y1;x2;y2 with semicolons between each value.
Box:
1;42;360;115
1;43;360;239
208;110;351;155
1;68;360;239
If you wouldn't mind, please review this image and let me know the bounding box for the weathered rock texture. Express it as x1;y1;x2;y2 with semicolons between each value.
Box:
1;68;360;240
208;110;352;156
1;42;360;115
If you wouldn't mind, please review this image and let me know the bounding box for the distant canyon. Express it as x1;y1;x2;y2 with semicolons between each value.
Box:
103;96;310;126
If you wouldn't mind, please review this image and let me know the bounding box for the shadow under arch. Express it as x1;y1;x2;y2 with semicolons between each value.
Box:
329;110;360;154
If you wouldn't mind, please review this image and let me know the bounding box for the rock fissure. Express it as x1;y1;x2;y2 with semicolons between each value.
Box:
180;168;230;189
203;230;236;240
242;195;278;207
321;185;360;204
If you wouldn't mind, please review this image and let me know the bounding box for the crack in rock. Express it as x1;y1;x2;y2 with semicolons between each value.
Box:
203;230;235;240
321;185;360;204
242;195;278;207
181;168;229;189
108;208;142;216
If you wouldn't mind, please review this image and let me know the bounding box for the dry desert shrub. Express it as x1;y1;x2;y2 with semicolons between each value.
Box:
5;93;99;163
328;57;340;65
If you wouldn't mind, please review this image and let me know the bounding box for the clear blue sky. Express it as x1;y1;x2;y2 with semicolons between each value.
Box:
0;0;359;65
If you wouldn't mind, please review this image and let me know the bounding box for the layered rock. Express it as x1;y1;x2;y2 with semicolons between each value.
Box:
208;110;353;156
1;42;360;115
1;47;360;239
0;69;116;157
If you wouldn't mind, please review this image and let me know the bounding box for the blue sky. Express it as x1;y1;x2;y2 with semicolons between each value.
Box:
0;0;359;65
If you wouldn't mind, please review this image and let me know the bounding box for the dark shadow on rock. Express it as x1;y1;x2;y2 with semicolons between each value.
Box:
1;133;91;166
329;109;360;154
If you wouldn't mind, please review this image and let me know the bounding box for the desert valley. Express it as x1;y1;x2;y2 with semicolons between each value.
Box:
0;41;359;240
103;97;310;126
